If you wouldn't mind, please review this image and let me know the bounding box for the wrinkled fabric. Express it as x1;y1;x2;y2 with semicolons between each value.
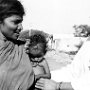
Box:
0;31;34;90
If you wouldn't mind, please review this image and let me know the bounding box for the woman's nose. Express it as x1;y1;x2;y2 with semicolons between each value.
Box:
17;23;23;32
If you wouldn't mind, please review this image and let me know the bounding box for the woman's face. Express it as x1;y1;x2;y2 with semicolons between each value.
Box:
0;15;23;40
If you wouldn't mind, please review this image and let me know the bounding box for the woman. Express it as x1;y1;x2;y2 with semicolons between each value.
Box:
0;0;34;90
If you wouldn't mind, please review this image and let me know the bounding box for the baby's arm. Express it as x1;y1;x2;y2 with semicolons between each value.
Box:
35;59;51;81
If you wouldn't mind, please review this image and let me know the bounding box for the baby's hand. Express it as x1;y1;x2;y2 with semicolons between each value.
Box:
35;78;45;89
35;75;41;82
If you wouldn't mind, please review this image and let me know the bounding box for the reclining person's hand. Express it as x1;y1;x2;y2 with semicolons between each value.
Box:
35;78;60;90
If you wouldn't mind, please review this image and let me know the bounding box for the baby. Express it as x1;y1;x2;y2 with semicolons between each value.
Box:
25;33;51;90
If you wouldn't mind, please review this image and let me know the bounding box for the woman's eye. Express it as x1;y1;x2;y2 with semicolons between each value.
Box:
13;20;22;24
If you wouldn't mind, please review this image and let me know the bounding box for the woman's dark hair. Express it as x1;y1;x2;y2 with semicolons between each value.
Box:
0;0;25;21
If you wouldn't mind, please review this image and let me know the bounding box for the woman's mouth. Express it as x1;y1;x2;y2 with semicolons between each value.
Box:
15;33;20;38
16;33;20;36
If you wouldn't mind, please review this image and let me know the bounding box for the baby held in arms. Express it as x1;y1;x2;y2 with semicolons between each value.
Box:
25;32;51;90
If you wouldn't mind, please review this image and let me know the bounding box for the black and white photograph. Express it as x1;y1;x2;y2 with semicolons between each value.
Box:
0;0;90;90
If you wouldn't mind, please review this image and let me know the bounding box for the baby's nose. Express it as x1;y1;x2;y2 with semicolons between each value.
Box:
33;45;39;50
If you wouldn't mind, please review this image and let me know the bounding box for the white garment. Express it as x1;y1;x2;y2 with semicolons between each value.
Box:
51;40;90;90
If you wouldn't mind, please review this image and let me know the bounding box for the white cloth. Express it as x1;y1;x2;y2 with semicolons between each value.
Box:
51;40;90;90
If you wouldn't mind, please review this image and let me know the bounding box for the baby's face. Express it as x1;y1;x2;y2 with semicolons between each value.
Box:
29;43;45;58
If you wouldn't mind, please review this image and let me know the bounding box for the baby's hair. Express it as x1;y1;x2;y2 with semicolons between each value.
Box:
30;34;46;44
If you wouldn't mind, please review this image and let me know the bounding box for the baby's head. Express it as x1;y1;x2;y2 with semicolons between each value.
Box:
26;33;47;58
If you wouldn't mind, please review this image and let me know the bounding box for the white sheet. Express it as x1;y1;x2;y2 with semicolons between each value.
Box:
51;40;90;90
